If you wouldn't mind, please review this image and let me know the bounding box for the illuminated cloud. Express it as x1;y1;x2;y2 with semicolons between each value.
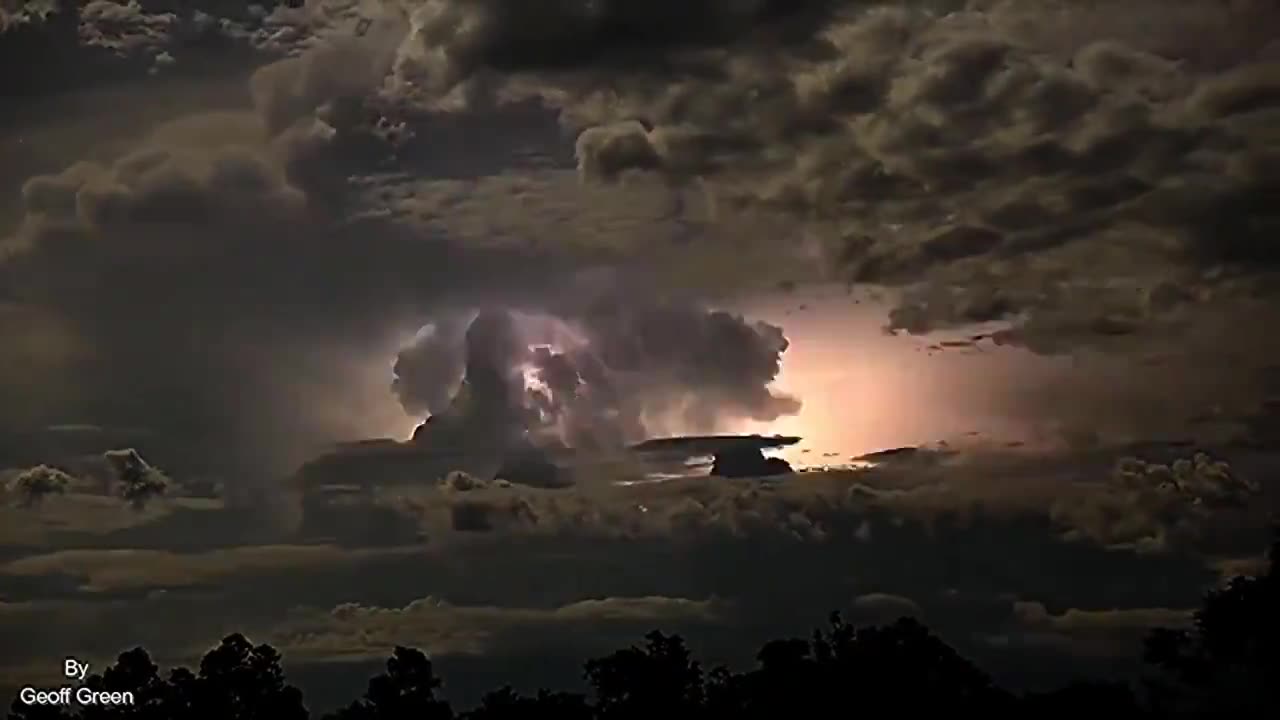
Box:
4;465;74;507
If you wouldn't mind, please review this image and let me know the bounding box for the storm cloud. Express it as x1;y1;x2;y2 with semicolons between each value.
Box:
361;0;1280;353
0;12;567;477
2;2;1279;712
393;291;800;455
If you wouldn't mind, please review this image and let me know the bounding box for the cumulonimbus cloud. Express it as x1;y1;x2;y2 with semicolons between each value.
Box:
392;291;800;455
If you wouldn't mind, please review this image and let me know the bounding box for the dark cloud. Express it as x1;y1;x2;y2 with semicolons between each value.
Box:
11;2;1276;369
448;496;539;533
389;0;847;96
4;436;1275;706
248;15;404;136
997;601;1193;659
1190;61;1280;118
271;594;724;663
438;470;496;493
1049;453;1261;555
0;0;314;101
0;34;579;478
575;121;663;183
1;2;112;100
363;0;1280;353
1;114;331;473
853;445;956;469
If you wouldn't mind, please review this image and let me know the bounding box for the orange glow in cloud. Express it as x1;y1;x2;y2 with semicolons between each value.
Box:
728;288;1067;466
346;290;1073;469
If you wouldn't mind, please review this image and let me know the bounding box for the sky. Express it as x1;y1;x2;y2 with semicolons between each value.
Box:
1;0;1278;710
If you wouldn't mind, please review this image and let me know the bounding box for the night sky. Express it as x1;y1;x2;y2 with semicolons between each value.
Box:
1;0;1278;711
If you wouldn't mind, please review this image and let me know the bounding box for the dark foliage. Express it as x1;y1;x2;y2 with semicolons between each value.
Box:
458;688;592;720
8;533;1278;720
8;634;307;720
1021;681;1150;719
1143;530;1280;717
323;647;452;720
585;631;705;719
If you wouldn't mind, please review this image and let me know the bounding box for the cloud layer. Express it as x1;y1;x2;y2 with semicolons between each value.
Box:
377;0;1280;353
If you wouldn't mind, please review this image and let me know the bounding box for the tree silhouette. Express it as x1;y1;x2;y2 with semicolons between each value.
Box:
6;635;305;720
708;615;1009;717
1022;681;1146;718
161;667;200;719
1144;530;1280;717
6;699;72;720
78;648;168;720
814;614;1011;713
458;687;592;720
584;631;704;719
322;646;452;720
181;634;308;720
705;638;820;718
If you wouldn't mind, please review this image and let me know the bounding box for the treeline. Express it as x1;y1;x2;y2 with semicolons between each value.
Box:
9;535;1277;719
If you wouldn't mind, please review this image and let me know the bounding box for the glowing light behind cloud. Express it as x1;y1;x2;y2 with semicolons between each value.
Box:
729;288;1065;467
350;288;1068;472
